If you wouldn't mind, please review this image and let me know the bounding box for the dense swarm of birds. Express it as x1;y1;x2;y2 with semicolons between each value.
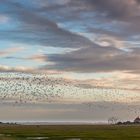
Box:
0;72;68;104
0;72;139;116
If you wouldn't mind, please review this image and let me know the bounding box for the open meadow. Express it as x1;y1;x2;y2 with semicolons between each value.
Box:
0;124;139;140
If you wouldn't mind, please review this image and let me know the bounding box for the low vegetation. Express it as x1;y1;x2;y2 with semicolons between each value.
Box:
0;124;139;140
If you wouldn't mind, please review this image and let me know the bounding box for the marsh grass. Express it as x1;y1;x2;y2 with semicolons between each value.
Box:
0;124;139;140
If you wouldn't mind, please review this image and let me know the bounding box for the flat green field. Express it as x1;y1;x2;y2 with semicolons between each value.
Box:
0;124;140;140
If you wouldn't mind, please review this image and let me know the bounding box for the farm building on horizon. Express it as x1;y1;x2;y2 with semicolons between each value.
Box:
134;116;140;123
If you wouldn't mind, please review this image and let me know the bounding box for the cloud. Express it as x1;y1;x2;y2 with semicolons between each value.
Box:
0;14;9;23
0;46;25;57
0;65;34;73
66;0;140;19
0;0;94;49
94;35;129;49
26;54;47;62
0;0;140;75
46;45;140;73
36;0;71;7
81;0;140;35
0;64;62;75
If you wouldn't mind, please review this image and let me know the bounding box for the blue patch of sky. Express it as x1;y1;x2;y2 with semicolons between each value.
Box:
58;22;86;33
0;41;13;50
0;41;36;67
0;57;36;68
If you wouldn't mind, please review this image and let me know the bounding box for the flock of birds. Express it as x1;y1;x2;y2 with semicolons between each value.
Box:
0;72;139;116
0;73;67;104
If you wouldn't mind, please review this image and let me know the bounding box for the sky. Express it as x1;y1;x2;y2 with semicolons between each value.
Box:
0;0;140;122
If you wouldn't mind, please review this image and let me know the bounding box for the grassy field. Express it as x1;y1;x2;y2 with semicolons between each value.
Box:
0;124;139;140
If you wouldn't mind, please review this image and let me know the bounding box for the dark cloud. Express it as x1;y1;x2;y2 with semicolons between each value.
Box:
46;46;140;73
0;0;94;48
67;0;140;19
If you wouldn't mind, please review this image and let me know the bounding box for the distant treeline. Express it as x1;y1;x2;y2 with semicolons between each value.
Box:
117;121;140;125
